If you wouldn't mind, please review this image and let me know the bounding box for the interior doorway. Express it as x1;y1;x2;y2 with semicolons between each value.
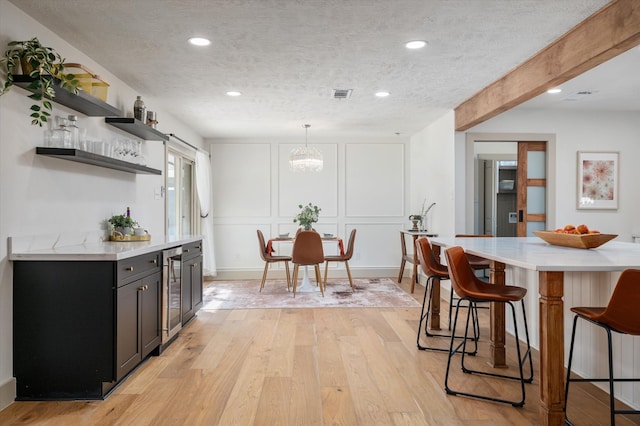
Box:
472;140;548;237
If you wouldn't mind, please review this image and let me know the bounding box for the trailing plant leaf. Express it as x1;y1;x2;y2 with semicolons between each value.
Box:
0;37;80;126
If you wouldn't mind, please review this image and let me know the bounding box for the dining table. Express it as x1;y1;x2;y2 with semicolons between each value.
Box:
266;235;344;292
429;236;640;426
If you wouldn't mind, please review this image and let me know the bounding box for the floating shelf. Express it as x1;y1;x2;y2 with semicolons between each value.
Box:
36;147;162;175
13;75;122;117
105;117;169;141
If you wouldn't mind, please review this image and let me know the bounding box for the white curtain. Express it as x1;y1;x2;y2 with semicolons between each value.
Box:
195;150;216;276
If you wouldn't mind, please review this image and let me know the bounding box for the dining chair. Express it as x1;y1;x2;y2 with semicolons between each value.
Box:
415;237;479;353
564;268;640;425
448;234;493;330
291;230;324;297
444;246;533;407
257;229;291;292
324;229;356;290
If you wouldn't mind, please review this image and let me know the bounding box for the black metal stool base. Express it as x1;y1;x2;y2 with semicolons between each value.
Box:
444;297;533;407
416;275;479;354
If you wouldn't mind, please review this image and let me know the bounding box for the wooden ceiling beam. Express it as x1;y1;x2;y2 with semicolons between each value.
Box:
454;0;640;131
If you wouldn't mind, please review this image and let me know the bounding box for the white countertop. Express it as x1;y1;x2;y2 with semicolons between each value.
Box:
430;236;640;272
9;234;203;261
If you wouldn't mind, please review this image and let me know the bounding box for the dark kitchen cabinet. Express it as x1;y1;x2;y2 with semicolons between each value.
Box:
13;250;162;400
181;241;203;325
116;271;161;380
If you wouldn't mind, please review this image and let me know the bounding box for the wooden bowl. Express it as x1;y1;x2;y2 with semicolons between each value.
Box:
533;230;617;249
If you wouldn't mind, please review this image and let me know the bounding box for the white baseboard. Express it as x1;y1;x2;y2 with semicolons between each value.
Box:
0;377;16;411
210;267;400;281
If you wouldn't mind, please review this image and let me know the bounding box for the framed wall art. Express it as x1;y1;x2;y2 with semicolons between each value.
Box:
577;151;619;209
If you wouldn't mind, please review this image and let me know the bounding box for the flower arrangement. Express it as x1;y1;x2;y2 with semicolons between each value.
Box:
293;203;321;230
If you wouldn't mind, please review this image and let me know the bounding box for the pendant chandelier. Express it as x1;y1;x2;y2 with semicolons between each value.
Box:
289;124;323;172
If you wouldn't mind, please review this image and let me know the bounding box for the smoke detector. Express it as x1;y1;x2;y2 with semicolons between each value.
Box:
563;90;597;101
332;89;353;99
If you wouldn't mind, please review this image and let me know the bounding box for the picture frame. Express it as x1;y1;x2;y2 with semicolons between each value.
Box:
577;151;619;209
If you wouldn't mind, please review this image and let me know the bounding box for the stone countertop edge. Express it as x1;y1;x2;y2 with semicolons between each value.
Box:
8;235;203;261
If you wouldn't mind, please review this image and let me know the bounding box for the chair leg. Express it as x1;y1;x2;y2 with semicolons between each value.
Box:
398;258;406;283
314;264;324;297
284;261;291;291
446;299;530;407
324;260;330;289
260;262;269;292
292;264;299;297
344;261;354;290
417;277;478;353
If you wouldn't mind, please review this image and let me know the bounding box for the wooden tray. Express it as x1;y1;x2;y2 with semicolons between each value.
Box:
110;231;151;242
533;231;617;249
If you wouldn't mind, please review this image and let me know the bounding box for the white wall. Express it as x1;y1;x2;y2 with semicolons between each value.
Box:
208;136;411;278
468;108;640;241
0;1;203;409
410;111;457;236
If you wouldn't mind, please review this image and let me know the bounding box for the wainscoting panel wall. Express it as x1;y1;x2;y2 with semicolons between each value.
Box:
211;143;271;217
345;143;404;217
210;137;410;278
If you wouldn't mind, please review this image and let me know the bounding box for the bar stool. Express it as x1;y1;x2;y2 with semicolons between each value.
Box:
415;238;479;353
564;269;640;426
444;246;533;407
448;234;492;330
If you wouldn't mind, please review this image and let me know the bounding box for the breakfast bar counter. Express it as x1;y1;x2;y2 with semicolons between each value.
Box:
430;236;640;426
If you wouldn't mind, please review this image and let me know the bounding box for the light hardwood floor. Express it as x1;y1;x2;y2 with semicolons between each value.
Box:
1;277;638;425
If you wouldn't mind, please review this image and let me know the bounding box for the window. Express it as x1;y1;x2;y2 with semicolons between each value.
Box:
166;148;198;238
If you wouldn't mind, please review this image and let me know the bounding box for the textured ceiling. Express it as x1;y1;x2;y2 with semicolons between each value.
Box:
9;0;615;139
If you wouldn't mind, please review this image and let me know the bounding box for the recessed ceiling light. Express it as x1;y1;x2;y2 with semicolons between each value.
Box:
547;88;562;94
405;40;427;49
375;91;390;97
188;37;211;46
226;91;242;97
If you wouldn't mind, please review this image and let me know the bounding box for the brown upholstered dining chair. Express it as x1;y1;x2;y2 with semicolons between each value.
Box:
564;269;640;425
444;246;533;407
415;237;479;353
291;230;324;297
257;229;291;292
324;229;357;290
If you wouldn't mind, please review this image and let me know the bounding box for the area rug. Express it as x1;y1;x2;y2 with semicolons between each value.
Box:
201;278;420;310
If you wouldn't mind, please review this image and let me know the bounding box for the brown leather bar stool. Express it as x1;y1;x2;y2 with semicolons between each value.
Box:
564;269;640;426
414;238;479;353
444;246;533;407
448;234;493;330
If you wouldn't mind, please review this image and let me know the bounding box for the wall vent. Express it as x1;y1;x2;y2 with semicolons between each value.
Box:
332;89;353;99
563;90;597;102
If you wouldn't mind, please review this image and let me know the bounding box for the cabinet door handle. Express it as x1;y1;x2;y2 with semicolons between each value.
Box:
138;285;145;291
184;249;190;253
192;263;198;267
150;259;157;264
126;266;134;272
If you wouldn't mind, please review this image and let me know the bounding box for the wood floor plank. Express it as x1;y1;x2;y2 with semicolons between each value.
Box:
321;386;359;426
2;277;639;425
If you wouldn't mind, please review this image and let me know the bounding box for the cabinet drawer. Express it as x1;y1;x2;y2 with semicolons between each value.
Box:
117;252;161;285
182;241;202;260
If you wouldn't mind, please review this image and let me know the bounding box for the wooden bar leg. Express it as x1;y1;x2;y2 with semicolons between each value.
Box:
429;277;441;330
489;260;506;368
429;244;442;330
538;271;565;426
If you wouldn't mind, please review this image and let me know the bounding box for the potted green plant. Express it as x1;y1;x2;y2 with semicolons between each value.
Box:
293;203;321;230
0;37;79;126
108;213;137;236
